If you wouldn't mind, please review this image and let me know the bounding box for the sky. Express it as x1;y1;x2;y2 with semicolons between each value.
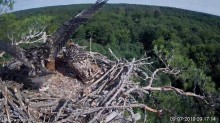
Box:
12;0;220;16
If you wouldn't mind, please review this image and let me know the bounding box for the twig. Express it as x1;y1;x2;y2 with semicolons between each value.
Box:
143;86;205;99
147;68;167;87
53;99;68;122
3;87;11;123
90;37;92;52
109;48;119;62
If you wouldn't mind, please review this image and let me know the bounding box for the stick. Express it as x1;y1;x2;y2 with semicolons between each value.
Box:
53;99;68;122
3;87;11;123
108;48;119;62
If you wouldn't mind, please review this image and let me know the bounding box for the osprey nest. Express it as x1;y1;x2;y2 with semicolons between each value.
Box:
0;42;149;122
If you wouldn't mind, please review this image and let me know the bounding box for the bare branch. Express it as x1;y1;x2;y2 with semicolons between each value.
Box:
8;25;48;45
0;51;5;57
143;86;205;99
108;48;120;62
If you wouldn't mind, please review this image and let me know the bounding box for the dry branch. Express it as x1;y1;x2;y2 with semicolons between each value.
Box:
8;27;48;45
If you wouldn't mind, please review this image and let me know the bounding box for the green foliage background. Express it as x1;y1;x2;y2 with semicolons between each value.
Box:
0;4;219;122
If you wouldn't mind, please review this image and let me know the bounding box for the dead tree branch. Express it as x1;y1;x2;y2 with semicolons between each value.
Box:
7;25;48;45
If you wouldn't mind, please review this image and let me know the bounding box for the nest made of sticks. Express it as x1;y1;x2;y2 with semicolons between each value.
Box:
0;45;205;123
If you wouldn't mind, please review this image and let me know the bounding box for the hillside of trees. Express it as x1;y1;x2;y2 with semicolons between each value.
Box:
0;3;220;122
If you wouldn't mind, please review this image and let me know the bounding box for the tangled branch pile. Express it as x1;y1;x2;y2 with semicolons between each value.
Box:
0;45;205;123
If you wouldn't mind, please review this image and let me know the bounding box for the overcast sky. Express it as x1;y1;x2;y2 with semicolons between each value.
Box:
12;0;220;16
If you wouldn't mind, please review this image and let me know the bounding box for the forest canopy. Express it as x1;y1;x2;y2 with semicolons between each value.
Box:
0;3;219;122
